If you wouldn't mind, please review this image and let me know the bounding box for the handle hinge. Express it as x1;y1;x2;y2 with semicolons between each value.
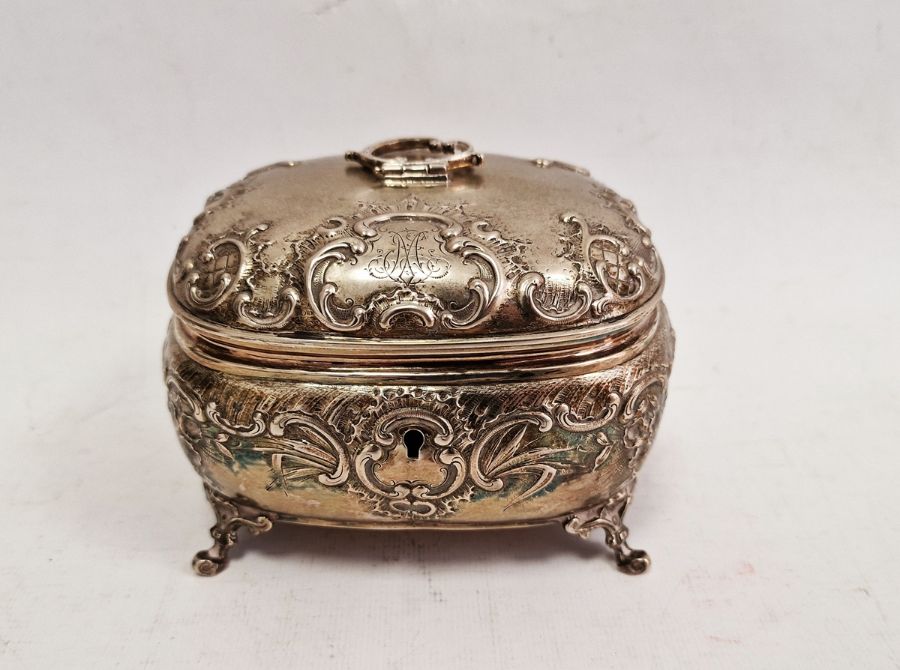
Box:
346;138;482;187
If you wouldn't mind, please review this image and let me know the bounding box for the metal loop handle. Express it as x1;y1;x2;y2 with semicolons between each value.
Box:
346;137;483;187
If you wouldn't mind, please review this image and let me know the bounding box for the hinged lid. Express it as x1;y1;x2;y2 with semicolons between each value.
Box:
168;137;664;362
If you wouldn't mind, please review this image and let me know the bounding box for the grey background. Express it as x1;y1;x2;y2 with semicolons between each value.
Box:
2;1;898;667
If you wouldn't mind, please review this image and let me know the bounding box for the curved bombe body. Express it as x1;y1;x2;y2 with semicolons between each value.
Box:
164;139;675;575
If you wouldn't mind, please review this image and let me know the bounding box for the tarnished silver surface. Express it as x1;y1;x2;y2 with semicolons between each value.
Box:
164;137;675;575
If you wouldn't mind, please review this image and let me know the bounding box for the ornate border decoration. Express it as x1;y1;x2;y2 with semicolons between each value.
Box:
172;224;300;329
166;363;670;522
592;184;660;277
518;212;661;323
172;195;527;334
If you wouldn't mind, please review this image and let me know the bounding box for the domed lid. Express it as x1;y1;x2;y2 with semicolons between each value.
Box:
168;138;664;362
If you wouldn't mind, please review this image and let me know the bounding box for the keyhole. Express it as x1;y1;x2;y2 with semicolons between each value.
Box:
403;429;425;459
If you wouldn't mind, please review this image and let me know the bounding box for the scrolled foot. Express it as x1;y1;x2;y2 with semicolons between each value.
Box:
193;548;228;576
564;481;651;575
192;485;274;576
614;542;651;575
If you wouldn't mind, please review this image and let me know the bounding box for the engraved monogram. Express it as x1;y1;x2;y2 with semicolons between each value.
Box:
304;209;505;332
365;228;451;285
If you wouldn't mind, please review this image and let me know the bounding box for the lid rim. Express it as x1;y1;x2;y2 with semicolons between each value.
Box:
169;304;665;384
167;274;663;359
